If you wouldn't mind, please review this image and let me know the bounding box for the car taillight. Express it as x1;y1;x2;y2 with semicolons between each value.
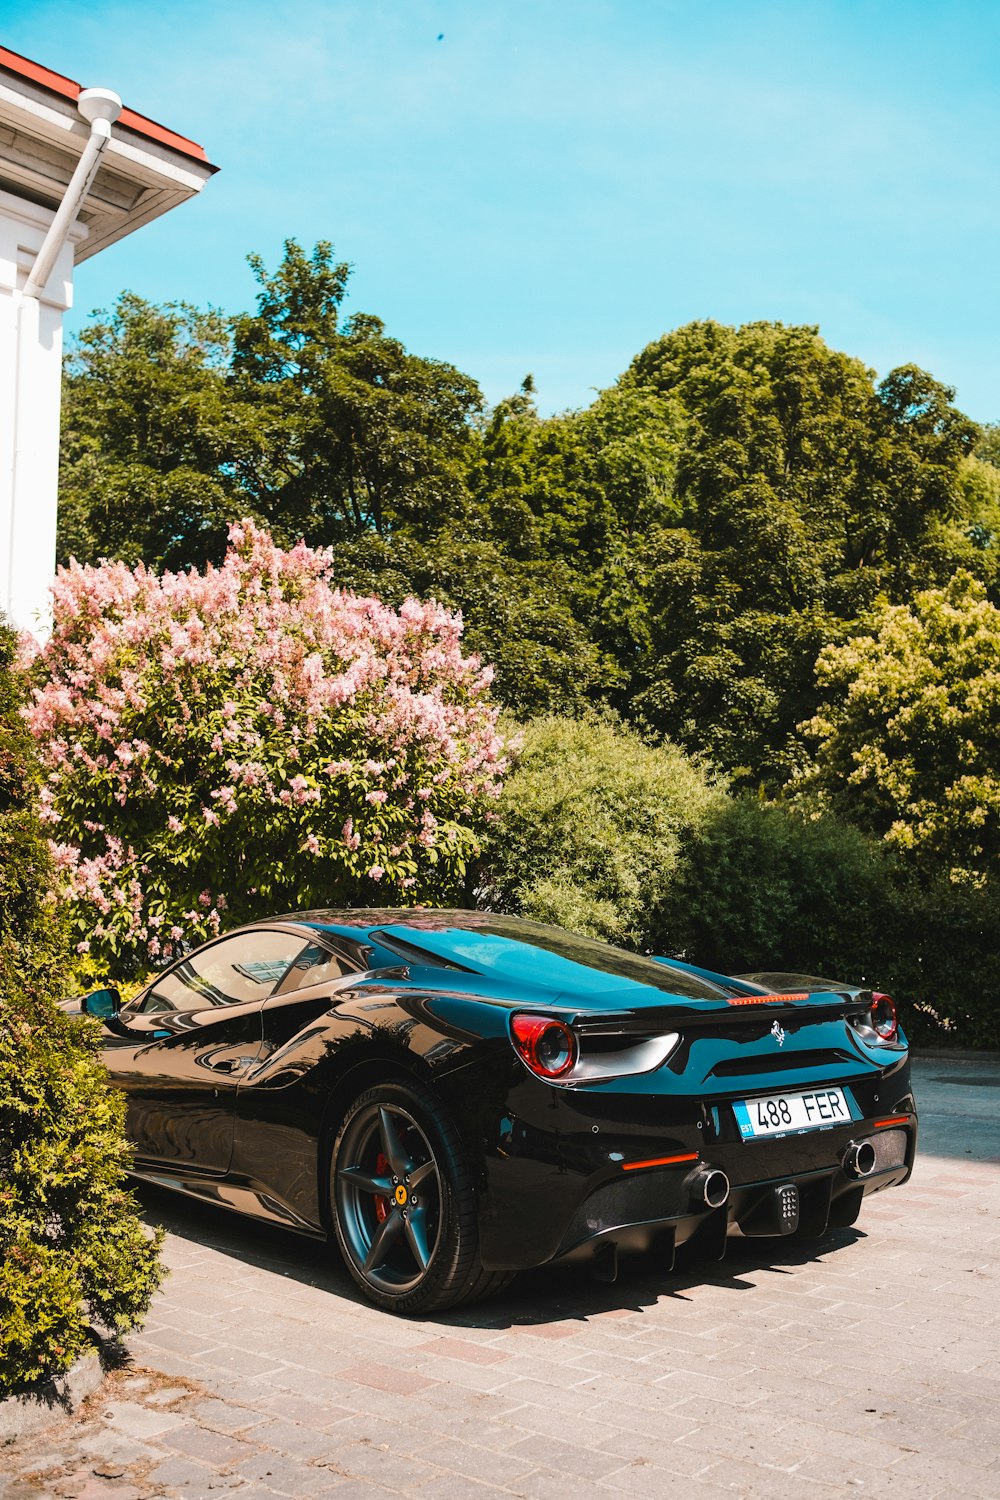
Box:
510;1014;578;1080
870;993;898;1041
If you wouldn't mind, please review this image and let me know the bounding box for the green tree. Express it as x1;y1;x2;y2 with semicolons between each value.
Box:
58;243;483;573
975;422;1000;471
58;295;240;571
626;321;979;782
797;571;1000;883
229;240;482;543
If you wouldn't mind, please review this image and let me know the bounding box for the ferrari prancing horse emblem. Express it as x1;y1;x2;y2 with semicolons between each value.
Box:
770;1020;786;1047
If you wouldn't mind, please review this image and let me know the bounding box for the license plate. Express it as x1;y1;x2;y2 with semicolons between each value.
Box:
733;1086;851;1139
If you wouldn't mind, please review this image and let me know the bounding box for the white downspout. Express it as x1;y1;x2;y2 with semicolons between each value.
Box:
7;87;122;633
23;87;123;299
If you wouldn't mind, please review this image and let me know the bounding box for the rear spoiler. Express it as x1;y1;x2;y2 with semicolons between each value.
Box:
571;990;873;1035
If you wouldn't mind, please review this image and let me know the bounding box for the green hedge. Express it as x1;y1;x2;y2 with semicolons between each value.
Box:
652;797;1000;1050
0;620;163;1396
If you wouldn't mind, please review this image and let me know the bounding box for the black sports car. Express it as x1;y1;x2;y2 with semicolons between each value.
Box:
72;910;917;1313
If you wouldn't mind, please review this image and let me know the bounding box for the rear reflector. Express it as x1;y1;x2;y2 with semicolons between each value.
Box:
874;1115;910;1128
622;1152;699;1172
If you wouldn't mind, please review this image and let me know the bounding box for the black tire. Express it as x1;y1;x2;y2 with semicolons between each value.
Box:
330;1078;511;1315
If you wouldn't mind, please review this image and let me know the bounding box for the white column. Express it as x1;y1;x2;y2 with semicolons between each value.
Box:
0;189;85;639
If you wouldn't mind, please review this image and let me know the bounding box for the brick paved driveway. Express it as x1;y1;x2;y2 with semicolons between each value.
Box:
3;1056;999;1500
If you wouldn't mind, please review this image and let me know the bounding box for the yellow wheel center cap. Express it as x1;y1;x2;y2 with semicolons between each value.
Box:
394;1184;408;1206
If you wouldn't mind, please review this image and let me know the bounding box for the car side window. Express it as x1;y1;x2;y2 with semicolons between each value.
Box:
273;941;361;996
135;931;310;1014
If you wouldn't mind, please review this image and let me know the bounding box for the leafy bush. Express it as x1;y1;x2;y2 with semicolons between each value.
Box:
650;798;892;982
870;871;1000;1051
652;796;1000;1049
0;984;164;1395
481;714;720;946
0;619;162;1395
0;624;62;988
27;521;503;977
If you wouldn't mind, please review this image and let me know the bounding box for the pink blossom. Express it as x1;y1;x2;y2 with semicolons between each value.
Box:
27;519;505;967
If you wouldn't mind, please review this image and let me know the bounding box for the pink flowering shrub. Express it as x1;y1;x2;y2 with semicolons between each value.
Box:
28;522;503;974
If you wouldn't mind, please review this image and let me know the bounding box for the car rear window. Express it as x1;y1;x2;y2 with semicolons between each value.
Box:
375;921;731;1000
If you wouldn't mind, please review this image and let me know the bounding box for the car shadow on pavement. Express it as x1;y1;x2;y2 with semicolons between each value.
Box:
134;1178;865;1329
448;1227;867;1330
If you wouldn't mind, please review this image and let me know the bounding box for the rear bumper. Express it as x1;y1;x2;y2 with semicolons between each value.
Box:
463;1061;917;1271
547;1135;911;1272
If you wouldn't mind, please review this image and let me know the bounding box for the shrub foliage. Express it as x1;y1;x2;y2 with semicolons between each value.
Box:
482;714;720;946
0;620;162;1396
654;797;1000;1050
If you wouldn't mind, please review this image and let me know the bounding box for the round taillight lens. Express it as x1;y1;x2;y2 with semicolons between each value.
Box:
870;993;898;1041
510;1014;577;1080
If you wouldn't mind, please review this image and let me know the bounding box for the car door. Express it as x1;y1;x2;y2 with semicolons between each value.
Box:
113;927;312;1178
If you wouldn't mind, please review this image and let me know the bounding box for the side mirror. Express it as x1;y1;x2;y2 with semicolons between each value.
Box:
80;986;122;1019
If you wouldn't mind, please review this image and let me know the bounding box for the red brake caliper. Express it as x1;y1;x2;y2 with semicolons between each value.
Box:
374;1151;390;1223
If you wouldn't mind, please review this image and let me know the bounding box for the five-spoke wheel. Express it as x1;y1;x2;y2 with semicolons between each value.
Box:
335;1094;444;1295
331;1079;509;1313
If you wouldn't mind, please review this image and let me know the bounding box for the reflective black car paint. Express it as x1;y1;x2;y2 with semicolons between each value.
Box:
73;912;917;1276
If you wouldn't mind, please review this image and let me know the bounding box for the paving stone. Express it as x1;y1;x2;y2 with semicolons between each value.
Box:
339;1362;439;1397
162;1422;259;1465
187;1396;270;1433
506;1433;626;1481
75;1432;156;1466
229;1451;343;1495
101;1399;185;1439
408;1473;512;1500
332;1441;445;1489
142;1384;190;1405
145;1454;219;1489
414;1436;541;1487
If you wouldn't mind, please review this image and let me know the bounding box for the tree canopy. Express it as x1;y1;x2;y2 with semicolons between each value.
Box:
59;254;994;786
622;321;981;780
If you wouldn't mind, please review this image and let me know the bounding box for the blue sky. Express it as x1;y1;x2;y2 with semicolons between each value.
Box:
4;0;999;421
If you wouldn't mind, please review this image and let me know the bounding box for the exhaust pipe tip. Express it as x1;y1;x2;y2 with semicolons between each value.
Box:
690;1166;731;1210
843;1140;877;1179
